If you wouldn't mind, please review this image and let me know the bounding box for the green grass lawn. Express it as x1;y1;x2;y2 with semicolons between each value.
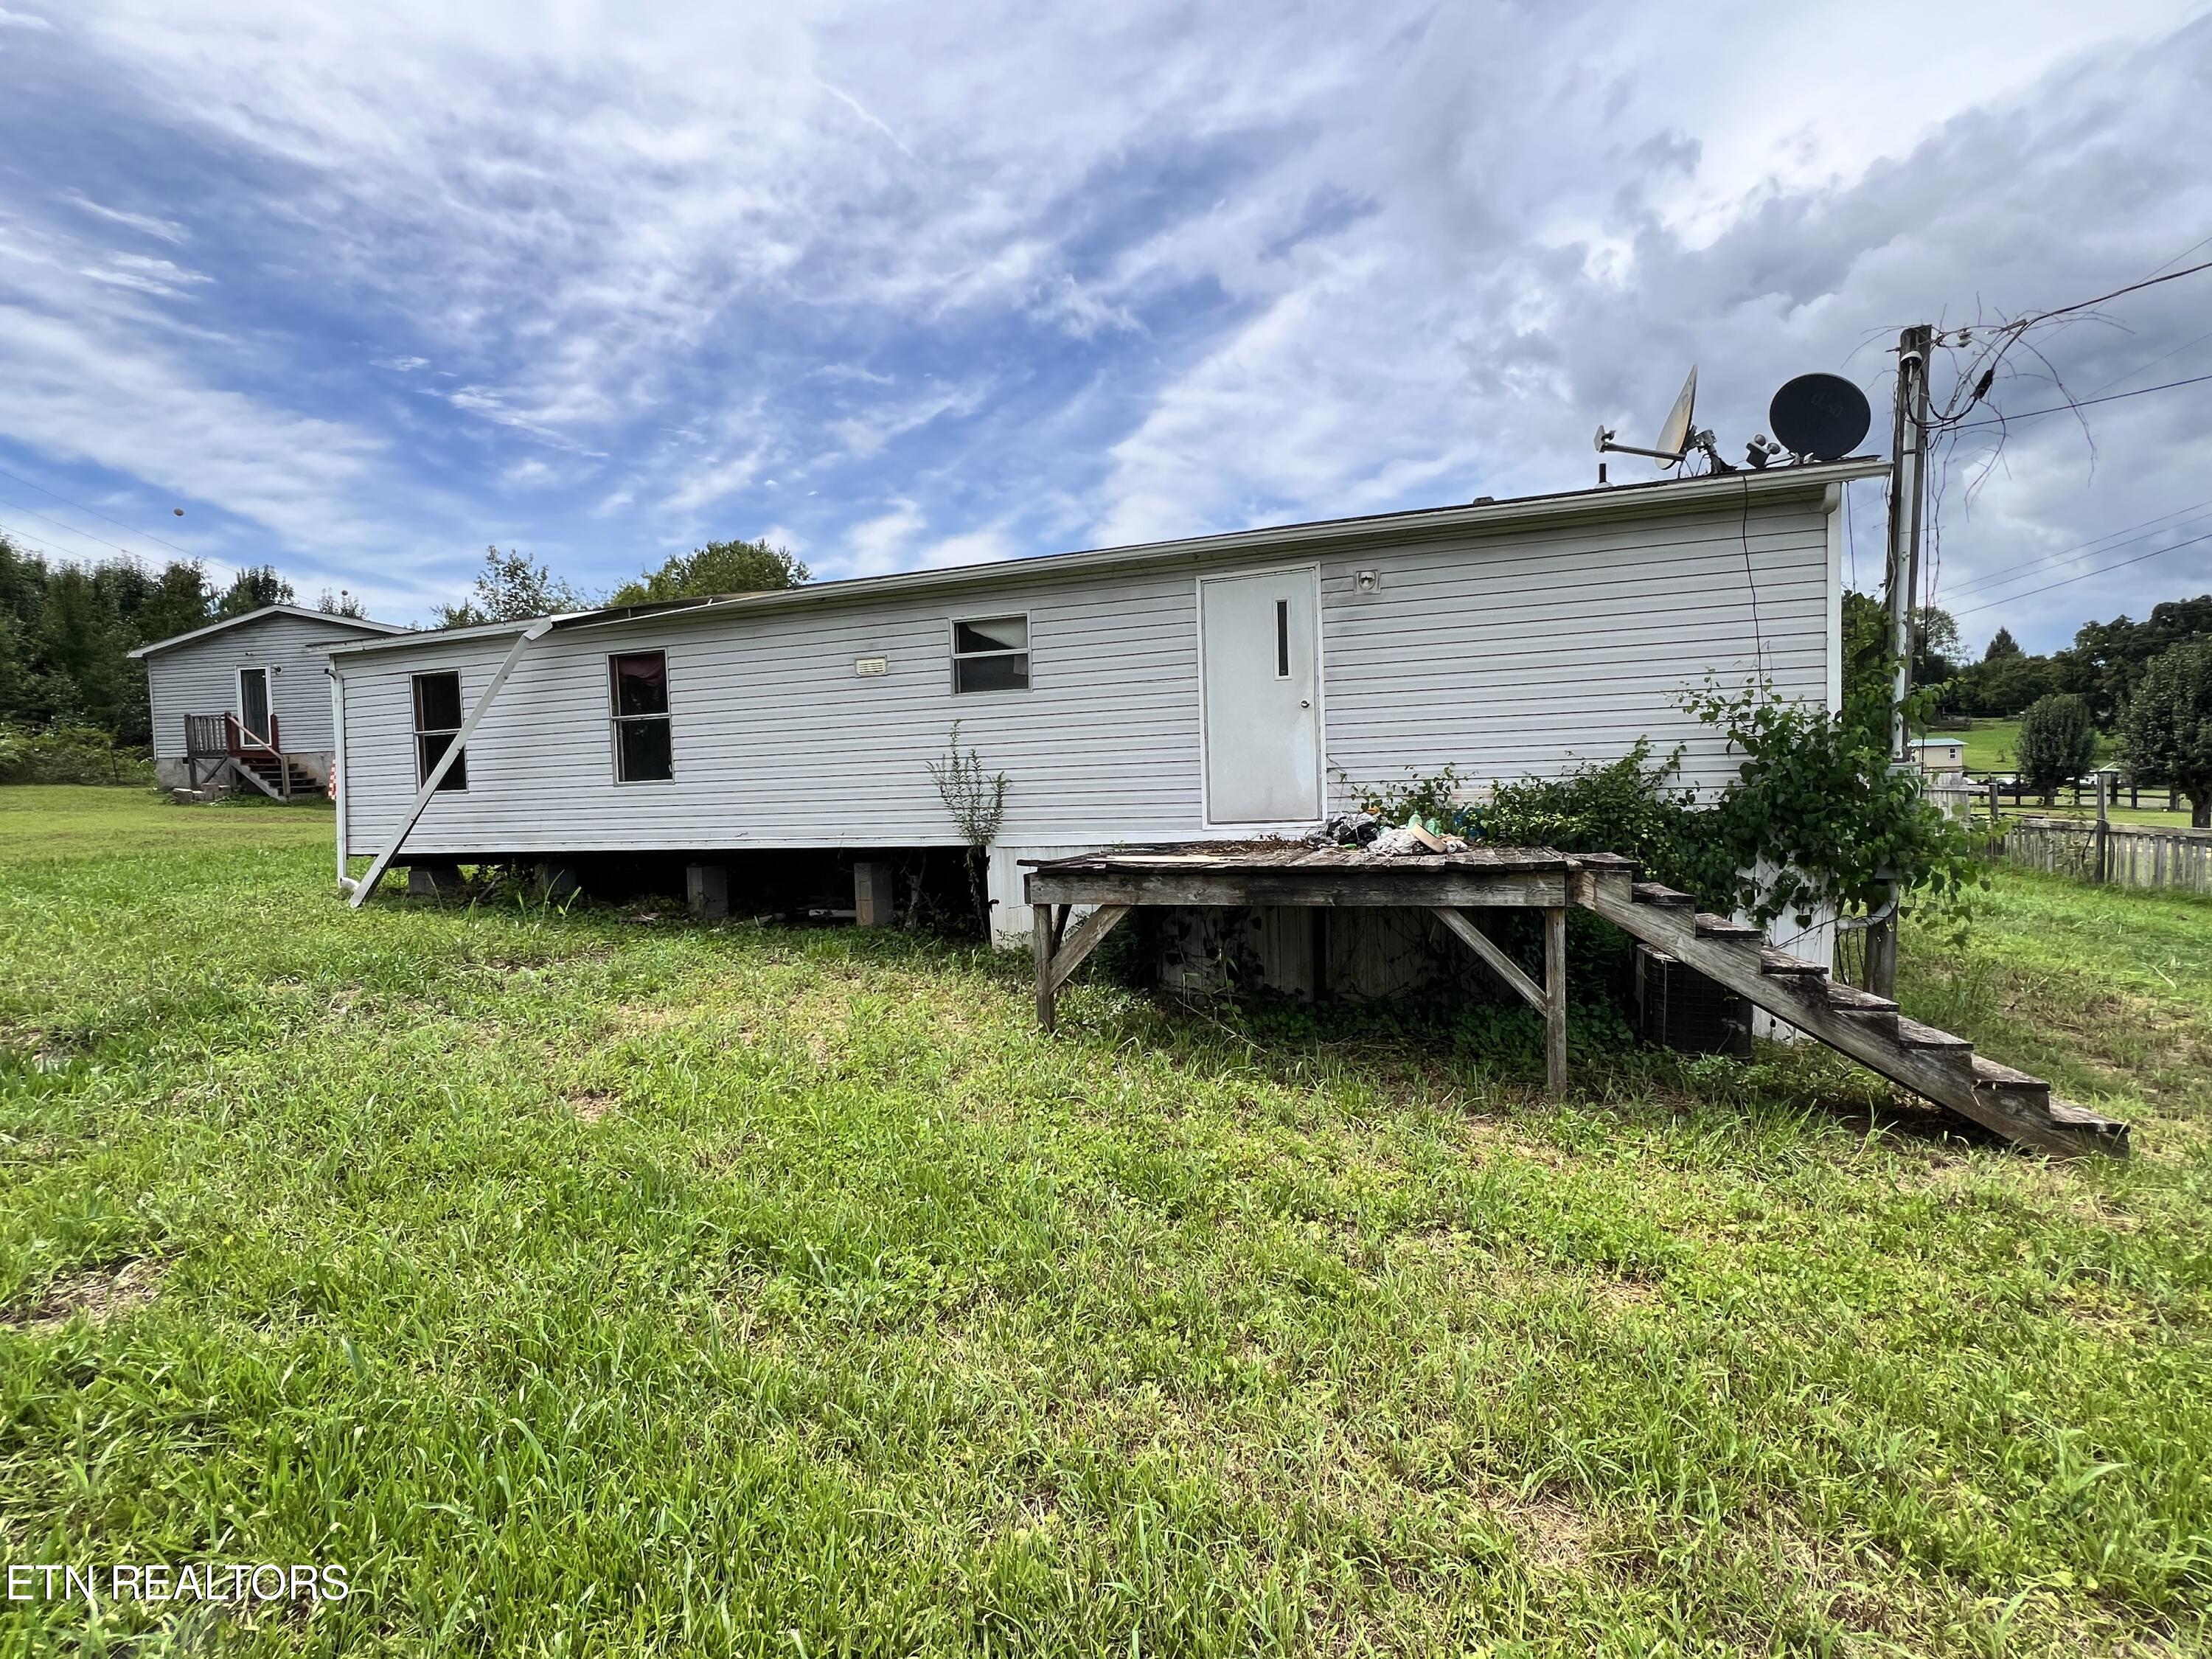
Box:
1;786;2208;1655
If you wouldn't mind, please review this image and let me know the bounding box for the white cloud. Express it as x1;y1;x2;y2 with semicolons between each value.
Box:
4;1;2208;641
60;190;186;241
0;7;53;28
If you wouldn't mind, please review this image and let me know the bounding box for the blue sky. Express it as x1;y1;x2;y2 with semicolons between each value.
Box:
1;1;2208;650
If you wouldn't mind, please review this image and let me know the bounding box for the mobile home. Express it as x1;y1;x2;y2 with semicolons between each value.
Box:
131;605;408;796
327;462;1881;940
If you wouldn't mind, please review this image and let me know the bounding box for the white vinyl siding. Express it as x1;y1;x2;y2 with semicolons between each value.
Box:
145;612;394;759
335;485;1839;858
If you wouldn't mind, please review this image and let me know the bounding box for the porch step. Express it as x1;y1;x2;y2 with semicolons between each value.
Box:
1579;877;2129;1159
1694;913;1761;941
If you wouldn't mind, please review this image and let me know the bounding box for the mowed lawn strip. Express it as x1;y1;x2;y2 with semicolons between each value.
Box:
0;785;2205;1655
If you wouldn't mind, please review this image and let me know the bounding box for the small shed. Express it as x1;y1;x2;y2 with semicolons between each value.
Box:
1908;737;1966;775
128;605;408;796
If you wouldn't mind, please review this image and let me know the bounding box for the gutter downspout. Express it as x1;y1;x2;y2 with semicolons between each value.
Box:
328;665;349;891
347;619;553;909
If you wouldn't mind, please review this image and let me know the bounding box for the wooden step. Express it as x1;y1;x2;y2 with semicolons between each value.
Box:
1632;881;1696;908
1894;1016;1972;1053
1694;913;1761;941
1757;947;1826;978
1823;981;1899;1035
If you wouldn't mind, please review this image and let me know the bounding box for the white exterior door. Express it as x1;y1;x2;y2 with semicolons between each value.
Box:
239;667;272;744
1200;568;1321;824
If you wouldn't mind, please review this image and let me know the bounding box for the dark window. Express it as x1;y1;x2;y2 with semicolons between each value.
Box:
951;615;1029;694
611;652;673;782
412;671;467;790
1275;599;1290;678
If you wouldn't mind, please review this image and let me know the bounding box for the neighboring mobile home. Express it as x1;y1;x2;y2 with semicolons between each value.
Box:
130;605;408;796
327;461;1881;941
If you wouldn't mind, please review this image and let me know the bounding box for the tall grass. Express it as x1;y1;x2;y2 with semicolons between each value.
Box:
0;787;2205;1655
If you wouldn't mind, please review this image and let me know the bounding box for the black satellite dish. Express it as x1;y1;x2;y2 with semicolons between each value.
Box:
1768;373;1872;461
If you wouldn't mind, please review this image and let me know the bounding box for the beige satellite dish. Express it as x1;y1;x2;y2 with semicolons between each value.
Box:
1653;366;1697;465
1596;365;1698;467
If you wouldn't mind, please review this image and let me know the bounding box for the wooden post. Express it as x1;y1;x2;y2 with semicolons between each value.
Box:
1543;905;1568;1096
2095;771;2110;884
1033;903;1056;1032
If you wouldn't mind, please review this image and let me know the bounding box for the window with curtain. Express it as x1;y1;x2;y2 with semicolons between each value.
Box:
610;651;674;782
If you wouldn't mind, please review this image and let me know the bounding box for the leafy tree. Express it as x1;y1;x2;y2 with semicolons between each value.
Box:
1912;605;1960;689
319;587;369;619
2014;694;2098;801
609;538;809;607
436;546;591;627
2120;642;2212;828
1982;626;2022;662
215;565;296;618
2064;594;2212;724
135;561;215;647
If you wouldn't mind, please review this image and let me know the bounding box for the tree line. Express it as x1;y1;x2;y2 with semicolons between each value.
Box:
0;533;804;753
1909;592;2212;826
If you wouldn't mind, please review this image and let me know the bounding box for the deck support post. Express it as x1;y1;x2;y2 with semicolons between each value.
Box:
1430;905;1569;1096
1543;905;1569;1096
1033;904;1057;1030
1032;901;1130;1031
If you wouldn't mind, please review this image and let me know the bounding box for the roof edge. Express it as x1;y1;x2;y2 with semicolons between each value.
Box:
328;459;1883;658
128;603;409;658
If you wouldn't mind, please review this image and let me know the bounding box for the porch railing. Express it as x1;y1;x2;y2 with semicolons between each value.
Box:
183;712;281;758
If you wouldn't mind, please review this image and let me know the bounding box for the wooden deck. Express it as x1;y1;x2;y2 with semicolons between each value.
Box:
1023;843;1627;1093
1020;841;2129;1158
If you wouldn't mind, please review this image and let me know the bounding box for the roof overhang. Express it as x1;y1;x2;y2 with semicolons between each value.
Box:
128;603;409;659
328;459;1884;659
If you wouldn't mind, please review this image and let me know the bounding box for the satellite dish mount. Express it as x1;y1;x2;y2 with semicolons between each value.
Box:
1596;367;1717;477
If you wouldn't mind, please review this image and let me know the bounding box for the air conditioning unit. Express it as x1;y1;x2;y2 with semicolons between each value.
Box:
1634;945;1751;1060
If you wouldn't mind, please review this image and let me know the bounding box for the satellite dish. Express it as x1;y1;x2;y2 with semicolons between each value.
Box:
1653;366;1697;467
1769;373;1872;461
1596;365;1698;467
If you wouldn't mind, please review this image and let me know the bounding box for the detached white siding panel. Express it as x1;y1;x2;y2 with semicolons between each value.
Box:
338;484;1838;859
147;612;389;759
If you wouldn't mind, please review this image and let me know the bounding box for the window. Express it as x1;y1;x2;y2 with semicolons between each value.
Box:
1274;599;1290;678
951;615;1029;693
412;671;467;790
611;651;673;782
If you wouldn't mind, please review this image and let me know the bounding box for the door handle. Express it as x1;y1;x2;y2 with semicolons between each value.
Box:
1299;699;1311;709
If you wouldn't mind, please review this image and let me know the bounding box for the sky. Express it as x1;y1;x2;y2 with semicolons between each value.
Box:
0;1;2208;652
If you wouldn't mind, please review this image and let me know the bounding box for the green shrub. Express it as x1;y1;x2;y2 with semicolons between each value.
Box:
1356;686;1983;932
0;722;156;786
2015;693;2098;797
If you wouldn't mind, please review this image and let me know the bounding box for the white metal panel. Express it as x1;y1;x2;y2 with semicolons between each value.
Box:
1198;567;1321;824
334;486;1839;859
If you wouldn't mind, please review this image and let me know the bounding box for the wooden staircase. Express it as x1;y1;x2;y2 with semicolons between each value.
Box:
1574;857;2129;1158
232;750;320;801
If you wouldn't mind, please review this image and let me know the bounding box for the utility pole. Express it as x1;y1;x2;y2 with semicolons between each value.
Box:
1866;323;1933;998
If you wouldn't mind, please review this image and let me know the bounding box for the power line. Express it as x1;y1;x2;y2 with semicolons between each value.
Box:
2010;257;2212;329
1939;498;2212;600
1949;371;2212;431
0;495;158;563
0;462;201;559
2143;232;2212;282
1951;529;2212;618
2084;325;2212;398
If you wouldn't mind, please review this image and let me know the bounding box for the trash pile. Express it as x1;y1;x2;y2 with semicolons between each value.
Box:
1304;810;1471;855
